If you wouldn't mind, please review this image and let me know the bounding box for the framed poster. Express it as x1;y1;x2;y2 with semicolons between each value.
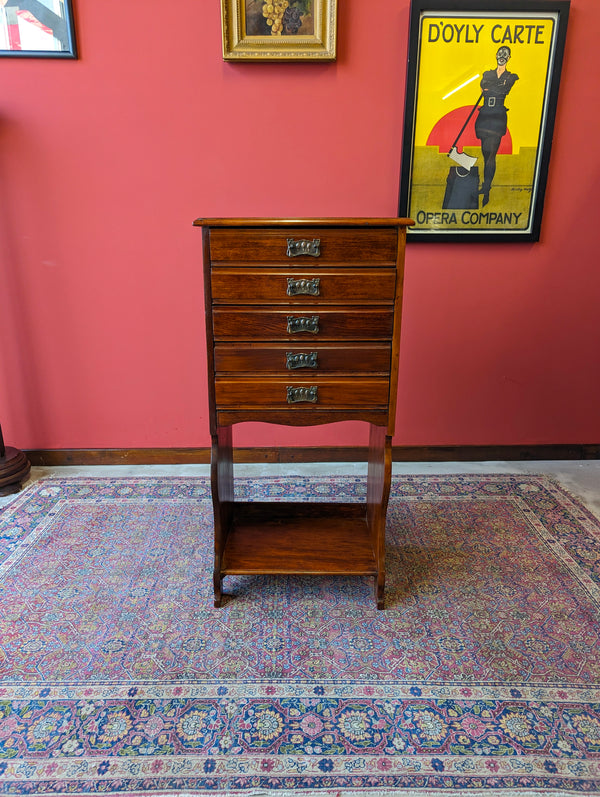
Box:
398;0;570;242
0;0;77;57
221;0;337;61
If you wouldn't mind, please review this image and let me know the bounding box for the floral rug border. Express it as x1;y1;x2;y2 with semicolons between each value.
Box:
1;475;599;794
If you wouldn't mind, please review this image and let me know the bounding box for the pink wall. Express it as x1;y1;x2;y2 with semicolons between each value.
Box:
1;1;599;452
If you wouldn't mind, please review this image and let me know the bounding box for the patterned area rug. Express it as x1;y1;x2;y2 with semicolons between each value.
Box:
0;474;599;797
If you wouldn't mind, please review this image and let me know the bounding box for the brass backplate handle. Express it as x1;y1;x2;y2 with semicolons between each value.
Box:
286;238;321;258
286;351;318;370
287;315;319;334
287;277;320;296
287;386;318;404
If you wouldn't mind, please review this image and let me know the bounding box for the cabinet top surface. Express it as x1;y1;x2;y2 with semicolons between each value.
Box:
194;217;414;228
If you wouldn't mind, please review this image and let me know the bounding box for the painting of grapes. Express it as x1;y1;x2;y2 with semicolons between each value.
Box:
245;0;315;36
221;0;336;60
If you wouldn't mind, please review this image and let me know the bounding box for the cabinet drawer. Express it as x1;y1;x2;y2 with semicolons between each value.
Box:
215;377;390;408
209;227;398;264
211;268;396;304
212;307;394;340
214;343;391;374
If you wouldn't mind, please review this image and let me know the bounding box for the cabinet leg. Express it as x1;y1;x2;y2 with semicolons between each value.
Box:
213;567;223;608
211;426;233;609
375;575;385;610
367;424;392;610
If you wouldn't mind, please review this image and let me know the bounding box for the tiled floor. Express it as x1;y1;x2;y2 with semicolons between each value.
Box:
2;460;599;520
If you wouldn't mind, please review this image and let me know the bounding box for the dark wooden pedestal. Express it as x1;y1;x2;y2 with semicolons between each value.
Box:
0;446;31;496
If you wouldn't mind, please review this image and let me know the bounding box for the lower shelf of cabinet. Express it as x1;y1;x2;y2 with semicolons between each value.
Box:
219;501;377;575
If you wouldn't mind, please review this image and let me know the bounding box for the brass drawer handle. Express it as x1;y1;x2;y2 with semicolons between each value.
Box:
286;238;321;258
287;277;320;296
287;315;319;334
286;351;318;370
287;386;318;404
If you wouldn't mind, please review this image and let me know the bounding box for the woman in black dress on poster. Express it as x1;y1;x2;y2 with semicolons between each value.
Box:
475;46;519;206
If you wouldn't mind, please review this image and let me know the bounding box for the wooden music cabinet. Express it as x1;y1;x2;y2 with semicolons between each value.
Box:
195;217;413;609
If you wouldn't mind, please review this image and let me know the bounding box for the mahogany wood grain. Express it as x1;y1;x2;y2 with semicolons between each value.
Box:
207;227;398;264
214;377;390;408
212;307;394;341
223;503;376;575
194;217;414;227
215;409;389;427
211;268;396;304
211;426;234;607
203;227;219;435
214;342;391;374
367;425;393;610
387;226;409;437
198;217;413;609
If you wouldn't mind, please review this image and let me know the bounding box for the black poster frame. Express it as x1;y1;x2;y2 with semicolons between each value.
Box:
398;0;570;242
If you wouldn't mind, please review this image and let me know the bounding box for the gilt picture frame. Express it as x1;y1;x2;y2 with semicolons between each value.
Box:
398;0;570;242
0;0;77;58
221;0;337;61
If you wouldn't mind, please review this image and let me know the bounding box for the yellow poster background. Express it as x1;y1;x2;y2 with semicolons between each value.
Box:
408;13;557;233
